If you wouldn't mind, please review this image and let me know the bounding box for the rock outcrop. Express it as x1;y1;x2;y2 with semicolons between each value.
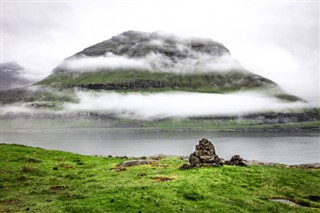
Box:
179;138;251;169
225;155;247;166
117;159;156;167
188;138;223;168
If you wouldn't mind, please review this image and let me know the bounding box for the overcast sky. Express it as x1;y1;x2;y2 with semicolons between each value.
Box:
1;0;319;104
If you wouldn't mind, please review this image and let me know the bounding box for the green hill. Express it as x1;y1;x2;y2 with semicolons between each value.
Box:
36;30;301;101
0;31;303;107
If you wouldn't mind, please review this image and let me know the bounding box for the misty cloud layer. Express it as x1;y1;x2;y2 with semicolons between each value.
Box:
59;31;241;74
60;52;243;74
63;91;309;119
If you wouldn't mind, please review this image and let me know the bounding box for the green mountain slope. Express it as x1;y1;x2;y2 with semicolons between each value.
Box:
38;69;277;93
0;31;304;107
36;30;300;101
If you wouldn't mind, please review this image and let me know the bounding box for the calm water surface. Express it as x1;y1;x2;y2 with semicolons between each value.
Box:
1;130;319;165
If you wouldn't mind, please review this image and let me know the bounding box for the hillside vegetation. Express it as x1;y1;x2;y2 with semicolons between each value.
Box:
38;69;276;94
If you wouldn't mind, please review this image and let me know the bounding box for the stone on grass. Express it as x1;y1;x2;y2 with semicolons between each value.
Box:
225;155;247;166
188;138;223;168
117;159;156;167
179;164;192;170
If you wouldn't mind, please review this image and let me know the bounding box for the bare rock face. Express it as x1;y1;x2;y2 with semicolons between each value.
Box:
189;138;223;167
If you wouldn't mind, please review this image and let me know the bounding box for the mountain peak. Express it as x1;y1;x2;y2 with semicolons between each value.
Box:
0;61;24;73
0;62;30;90
75;30;230;59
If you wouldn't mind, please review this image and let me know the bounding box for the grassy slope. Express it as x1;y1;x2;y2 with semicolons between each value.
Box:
0;144;319;212
37;70;275;93
0;87;77;105
0;69;300;105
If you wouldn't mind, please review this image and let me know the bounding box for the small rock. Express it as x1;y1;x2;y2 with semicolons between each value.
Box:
117;160;156;167
137;173;147;177
189;153;200;167
153;177;174;182
150;154;167;160
179;164;192;170
225;155;247;166
288;163;320;169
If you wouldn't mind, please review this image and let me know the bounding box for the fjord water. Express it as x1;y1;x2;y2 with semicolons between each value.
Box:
1;130;319;165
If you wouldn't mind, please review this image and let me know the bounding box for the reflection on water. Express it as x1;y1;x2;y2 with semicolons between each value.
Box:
1;130;319;165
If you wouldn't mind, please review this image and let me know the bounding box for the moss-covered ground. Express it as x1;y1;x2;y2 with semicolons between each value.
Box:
1;144;319;212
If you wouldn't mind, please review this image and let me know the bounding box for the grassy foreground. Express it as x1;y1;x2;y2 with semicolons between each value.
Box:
1;144;320;212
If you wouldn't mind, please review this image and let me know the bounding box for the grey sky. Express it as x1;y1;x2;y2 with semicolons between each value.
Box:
1;0;319;104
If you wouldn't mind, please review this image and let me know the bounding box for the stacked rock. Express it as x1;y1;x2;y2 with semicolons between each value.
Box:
225;155;247;166
189;138;223;167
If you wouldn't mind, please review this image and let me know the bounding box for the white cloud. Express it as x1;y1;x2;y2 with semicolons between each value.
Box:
61;51;243;74
63;91;310;119
60;53;150;72
0;105;34;115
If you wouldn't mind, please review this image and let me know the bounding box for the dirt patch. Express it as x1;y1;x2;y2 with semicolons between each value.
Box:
60;165;76;169
49;186;68;191
153;177;175;182
17;176;28;182
306;195;320;202
137;173;147;177
0;198;22;205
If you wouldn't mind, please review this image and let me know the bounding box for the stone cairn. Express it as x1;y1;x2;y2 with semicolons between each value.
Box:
180;138;223;169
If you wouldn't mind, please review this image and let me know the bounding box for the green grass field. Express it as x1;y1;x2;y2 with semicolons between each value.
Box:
1;144;319;212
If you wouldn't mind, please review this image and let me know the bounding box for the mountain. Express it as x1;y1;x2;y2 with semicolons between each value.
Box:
0;62;31;90
37;30;297;100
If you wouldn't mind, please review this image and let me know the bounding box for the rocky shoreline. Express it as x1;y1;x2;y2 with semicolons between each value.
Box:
113;138;320;170
115;155;320;170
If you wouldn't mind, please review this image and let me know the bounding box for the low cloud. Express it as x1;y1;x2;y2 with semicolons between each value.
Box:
60;52;243;74
63;91;309;119
0;105;34;115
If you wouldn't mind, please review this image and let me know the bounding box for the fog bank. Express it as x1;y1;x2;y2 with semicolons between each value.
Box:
60;51;242;74
63;91;309;119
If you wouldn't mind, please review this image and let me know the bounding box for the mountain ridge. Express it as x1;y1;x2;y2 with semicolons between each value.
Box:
38;31;291;97
0;61;31;90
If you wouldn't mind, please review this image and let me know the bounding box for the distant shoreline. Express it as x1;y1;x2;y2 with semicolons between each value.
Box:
1;143;319;168
1;126;320;134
